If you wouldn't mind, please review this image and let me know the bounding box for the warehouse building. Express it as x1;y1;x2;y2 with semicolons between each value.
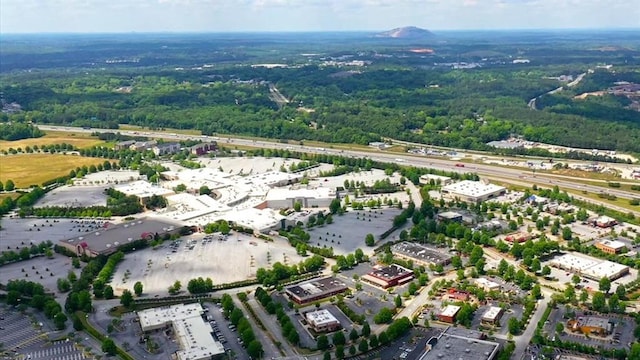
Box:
595;239;627;254
549;253;629;281
437;211;463;222
441;181;506;203
285;277;348;305
58;218;182;257
305;309;341;333
361;264;414;289
392;242;452;267
481;306;504;326
419;327;501;360
137;303;225;360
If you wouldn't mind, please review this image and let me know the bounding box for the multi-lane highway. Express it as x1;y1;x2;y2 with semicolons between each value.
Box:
39;125;640;216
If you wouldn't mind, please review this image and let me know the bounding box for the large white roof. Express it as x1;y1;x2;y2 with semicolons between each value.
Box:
138;303;224;360
115;180;174;198
440;305;461;317
265;187;335;201
306;309;339;326
442;180;505;198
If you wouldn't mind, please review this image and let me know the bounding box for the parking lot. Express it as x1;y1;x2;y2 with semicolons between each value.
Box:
0;217;106;249
111;231;306;295
0;306;47;355
34;185;109;208
306;208;404;255
23;340;88;360
0;253;76;295
202;302;250;360
544;306;636;350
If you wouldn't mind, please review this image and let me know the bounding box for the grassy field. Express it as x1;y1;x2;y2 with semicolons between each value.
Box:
0;193;20;201
0;154;105;188
0;131;105;151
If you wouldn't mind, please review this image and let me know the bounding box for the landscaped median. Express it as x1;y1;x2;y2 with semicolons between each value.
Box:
75;311;135;360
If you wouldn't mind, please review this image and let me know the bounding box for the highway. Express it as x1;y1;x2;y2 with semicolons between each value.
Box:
39;125;640;209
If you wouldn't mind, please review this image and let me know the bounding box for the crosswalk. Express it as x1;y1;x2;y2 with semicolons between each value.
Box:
24;341;87;360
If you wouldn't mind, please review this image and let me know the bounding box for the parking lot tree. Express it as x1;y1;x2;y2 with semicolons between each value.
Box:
120;289;134;307
394;294;402;308
531;285;542;299
332;331;346;346
134;281;143;296
608;294;621;313
101;338;117;356
564;285;576;303
324;351;332;360
497;259;508;276
335;345;345;359
317;335;329;351
168;280;182;295
592;291;607;312
349;328;359;341
571;274;581;285
369;334;378;348
361;321;371;338
103;285;114;299
349;344;357;356
354;248;365;263
365;233;375;247
294;201;302;212
358;338;369;353
531;258;541;273
555;322;564;334
230;308;244;325
541;265;551;276
580;289;589;303
71;257;81;269
616;285;626;299
508;317;521;335
562;226;573;241
475;258;486;274
57;278;71;292
329;198;341;214
631;343;640;360
599;277;611;293
53;312;67;330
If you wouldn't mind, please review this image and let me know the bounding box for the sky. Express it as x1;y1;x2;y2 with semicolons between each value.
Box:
1;0;639;34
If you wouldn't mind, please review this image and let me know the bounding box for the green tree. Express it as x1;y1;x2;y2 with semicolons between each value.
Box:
120;289;134;307
5;180;15;191
394;294;402;308
629;343;640;360
361;321;371;338
349;344;356;356
571;274;581;285
317;335;329;351
599;277;611;293
358;338;369;353
541;265;551;276
294;201;302;212
332;331;346;346
580;289;589;303
134;281;143;296
199;185;211;195
592;291;606;312
72;257;81;269
369;334;379;348
53;312;67;330
247;340;263;359
555;322;564;334
335;345;345;359
615;285;626;299
329;198;341;214
451;255;463;270
508;317;520;335
365;233;375;247
324;351;332;360
608;293;621;313
349;328;359;341
103;285;114;299
102;338;117;356
562;226;573;240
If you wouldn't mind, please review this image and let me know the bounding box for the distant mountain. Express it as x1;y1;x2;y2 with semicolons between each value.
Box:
374;26;434;39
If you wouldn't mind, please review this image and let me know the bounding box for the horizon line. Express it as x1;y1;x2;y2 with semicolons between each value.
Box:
1;27;640;36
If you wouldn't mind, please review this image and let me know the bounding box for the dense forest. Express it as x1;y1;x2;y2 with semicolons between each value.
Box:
1;31;639;152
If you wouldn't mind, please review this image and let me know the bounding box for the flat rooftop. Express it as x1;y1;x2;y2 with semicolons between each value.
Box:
392;242;452;264
550;253;629;279
581;316;611;329
114;180;174;198
265;187;335;201
366;264;413;281
482;307;503;321
285;277;348;302
598;239;626;250
440;305;461;318
441;180;506;198
305;309;339;326
138;303;224;360
420;328;500;360
60;217;180;254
